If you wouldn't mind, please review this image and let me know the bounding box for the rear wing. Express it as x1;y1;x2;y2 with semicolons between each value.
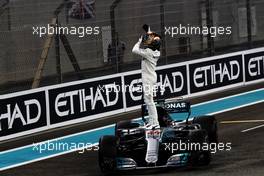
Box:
141;99;191;123
164;101;191;114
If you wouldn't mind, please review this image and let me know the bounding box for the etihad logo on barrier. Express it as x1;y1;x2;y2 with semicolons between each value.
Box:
0;99;42;131
193;61;240;88
247;56;264;77
54;85;119;117
189;55;243;93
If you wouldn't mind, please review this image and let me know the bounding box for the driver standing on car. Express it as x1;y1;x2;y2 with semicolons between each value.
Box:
132;25;161;129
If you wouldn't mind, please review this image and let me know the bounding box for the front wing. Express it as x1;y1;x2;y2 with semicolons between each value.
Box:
115;153;190;170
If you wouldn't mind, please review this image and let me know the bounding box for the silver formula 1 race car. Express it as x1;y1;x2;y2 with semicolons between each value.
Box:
98;99;218;174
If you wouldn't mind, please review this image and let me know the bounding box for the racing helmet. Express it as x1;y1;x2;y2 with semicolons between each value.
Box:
142;24;161;51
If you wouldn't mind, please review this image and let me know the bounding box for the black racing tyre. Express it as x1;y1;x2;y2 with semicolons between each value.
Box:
115;120;140;135
98;135;117;174
188;129;208;143
191;150;211;166
193;115;218;143
188;130;211;166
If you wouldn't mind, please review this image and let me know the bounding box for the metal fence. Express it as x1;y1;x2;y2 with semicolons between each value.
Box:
0;0;264;94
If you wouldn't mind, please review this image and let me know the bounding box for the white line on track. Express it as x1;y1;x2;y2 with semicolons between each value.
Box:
221;120;264;124
241;124;264;133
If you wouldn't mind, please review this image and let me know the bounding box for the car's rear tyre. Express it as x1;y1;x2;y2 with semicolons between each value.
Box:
98;135;117;174
193;115;218;143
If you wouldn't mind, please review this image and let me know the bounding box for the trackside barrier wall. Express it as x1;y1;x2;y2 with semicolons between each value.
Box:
0;47;264;141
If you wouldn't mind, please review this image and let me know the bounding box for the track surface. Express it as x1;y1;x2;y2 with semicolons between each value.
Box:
1;83;264;176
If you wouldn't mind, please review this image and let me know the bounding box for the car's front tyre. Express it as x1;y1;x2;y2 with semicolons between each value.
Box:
98;135;117;174
188;130;211;166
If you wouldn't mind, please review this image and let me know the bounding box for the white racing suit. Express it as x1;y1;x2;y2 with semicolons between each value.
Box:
132;38;160;126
